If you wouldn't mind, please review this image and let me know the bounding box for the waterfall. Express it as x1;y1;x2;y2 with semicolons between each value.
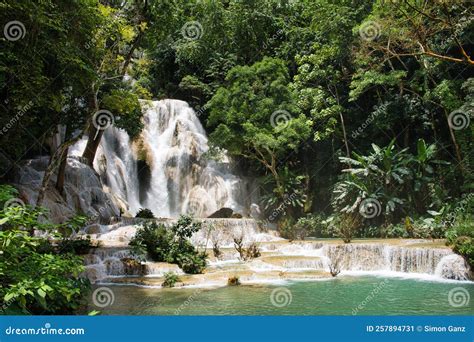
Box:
321;243;471;280
139;100;247;217
83;220;472;283
70;99;250;217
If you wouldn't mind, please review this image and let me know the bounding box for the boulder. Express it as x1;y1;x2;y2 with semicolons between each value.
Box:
85;224;102;235
13;156;119;223
207;207;233;218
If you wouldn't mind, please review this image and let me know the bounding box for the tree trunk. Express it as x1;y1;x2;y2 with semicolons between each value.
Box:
55;145;69;195
55;125;72;195
36;136;82;207
121;31;143;76
339;111;350;158
82;125;104;167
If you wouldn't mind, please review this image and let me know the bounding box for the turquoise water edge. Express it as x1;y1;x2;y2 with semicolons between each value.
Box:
92;275;474;315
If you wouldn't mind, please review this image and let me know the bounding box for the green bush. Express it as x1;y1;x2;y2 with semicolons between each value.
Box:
129;215;207;274
177;252;207;274
446;220;474;270
326;214;361;243
57;236;96;255
129;221;174;261
383;224;408;238
452;236;474;270
162;272;181;288
0;230;89;314
0;185;90;314
333;139;448;226
294;214;330;238
135;208;155;219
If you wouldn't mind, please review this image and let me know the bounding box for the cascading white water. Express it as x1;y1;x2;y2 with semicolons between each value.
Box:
139;99;246;217
70;99;250;217
70;128;141;215
83;220;472;283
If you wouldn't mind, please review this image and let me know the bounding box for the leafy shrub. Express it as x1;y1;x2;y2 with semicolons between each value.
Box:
57;236;96;255
446;220;474;270
0;185;90;314
294;214;330;238
135;208;155;219
0;184;18;204
171;215;202;239
0;230;89;314
177;252;207;274
129;215;207;274
330;213;361;243
227;276;241;286
332;139;448;226
162;272;181;288
382;223;408;238
277;217;298;241
129;222;173;261
452;237;473;270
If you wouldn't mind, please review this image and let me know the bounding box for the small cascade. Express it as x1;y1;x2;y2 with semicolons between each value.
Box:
322;243;470;279
385;246;450;274
258;256;326;270
82;220;472;283
83;247;186;282
83;248;131;283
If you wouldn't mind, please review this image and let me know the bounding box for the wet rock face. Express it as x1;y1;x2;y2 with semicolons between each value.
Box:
13;156;119;223
435;254;473;281
121;257;147;276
